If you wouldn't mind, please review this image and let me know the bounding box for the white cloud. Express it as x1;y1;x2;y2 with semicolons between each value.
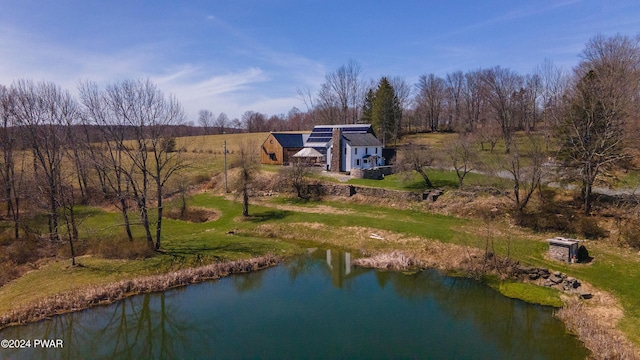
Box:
0;19;321;123
152;66;274;120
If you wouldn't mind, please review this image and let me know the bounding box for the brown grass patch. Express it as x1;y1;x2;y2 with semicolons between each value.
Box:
89;236;156;260
164;207;219;223
557;290;639;360
0;255;281;329
0;234;55;287
427;189;512;220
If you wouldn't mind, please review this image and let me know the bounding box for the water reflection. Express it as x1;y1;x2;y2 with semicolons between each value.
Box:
2;292;209;359
0;249;588;359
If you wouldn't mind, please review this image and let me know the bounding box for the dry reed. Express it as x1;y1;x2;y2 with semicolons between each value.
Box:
556;298;640;360
0;255;281;329
353;251;416;270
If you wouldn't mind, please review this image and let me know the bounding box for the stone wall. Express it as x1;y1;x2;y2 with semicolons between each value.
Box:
351;166;393;180
549;244;570;262
307;183;442;202
547;238;579;262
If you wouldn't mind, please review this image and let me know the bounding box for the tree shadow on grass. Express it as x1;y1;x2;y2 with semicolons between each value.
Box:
244;210;292;223
165;241;275;259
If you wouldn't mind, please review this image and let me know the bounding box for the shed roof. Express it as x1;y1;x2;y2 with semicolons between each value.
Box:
293;147;324;158
271;133;305;148
343;133;382;147
546;237;580;246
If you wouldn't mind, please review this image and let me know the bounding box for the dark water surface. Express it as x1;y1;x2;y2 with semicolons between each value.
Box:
0;249;588;359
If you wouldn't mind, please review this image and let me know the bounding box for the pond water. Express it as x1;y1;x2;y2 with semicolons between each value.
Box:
0;249;588;359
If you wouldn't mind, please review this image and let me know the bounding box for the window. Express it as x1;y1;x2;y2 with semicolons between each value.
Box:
375;147;378;154
355;148;358;155
365;147;368;154
356;159;360;166
344;147;346;155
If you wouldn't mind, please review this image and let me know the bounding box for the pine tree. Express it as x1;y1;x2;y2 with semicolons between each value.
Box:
360;88;375;124
371;77;400;147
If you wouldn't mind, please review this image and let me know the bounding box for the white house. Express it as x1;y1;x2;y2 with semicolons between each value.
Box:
330;132;383;172
303;124;383;172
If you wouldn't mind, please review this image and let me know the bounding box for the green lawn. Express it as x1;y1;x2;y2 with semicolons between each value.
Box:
1;129;640;349
1;193;640;347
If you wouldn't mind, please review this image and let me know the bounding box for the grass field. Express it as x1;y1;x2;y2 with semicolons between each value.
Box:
1;131;639;350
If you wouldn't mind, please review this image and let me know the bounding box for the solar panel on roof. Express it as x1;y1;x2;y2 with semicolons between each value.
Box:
307;137;331;143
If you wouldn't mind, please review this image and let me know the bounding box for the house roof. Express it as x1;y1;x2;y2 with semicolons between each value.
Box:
343;133;382;147
305;124;375;146
271;133;305;148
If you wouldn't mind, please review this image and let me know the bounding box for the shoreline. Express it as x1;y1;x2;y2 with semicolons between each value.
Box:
1;246;638;359
353;250;640;360
0;254;281;330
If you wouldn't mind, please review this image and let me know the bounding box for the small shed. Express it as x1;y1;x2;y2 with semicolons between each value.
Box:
547;237;580;263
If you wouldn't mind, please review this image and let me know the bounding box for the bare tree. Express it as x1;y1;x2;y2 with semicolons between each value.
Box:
0;84;24;239
534;59;569;150
215;112;229;134
198;109;214;135
92;79;186;250
233;141;259;217
556;34;640;214
13;80;78;244
480;67;523;153
445;71;465;131
500;139;545;213
79;80;135;241
415;74;446;132
389;76;412;138
445;134;477;188
461;70;487;133
394;144;436;188
317;60;365;124
242;111;266;133
280;158;312;199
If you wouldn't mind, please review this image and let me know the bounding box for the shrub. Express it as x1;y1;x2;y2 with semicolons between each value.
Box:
192;173;211;185
8;235;41;265
164;207;217;223
577;216;607;239
620;219;640;249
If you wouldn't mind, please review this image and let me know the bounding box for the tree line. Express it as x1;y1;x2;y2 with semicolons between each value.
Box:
0;79;187;264
1;33;639;264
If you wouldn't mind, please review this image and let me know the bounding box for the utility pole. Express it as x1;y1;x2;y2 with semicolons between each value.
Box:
224;140;228;193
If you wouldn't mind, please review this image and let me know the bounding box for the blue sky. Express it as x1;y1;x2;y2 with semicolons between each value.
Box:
1;0;639;122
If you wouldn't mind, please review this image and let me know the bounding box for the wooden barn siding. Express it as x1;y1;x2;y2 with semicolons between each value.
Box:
261;134;284;165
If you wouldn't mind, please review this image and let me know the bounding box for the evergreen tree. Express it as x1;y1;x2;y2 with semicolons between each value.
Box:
371;77;401;147
360;88;375;124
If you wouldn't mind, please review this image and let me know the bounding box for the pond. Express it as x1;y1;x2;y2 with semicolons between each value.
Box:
0;249;588;359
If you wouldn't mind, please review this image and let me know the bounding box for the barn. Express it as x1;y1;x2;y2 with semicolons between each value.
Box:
261;132;308;165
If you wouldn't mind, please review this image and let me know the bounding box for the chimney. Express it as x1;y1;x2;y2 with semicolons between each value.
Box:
331;127;342;172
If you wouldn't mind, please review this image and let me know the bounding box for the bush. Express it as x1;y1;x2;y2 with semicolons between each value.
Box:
577;216;607;239
164;207;217;223
192;173;211;185
8;235;42;265
0;260;21;287
620;219;640;249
